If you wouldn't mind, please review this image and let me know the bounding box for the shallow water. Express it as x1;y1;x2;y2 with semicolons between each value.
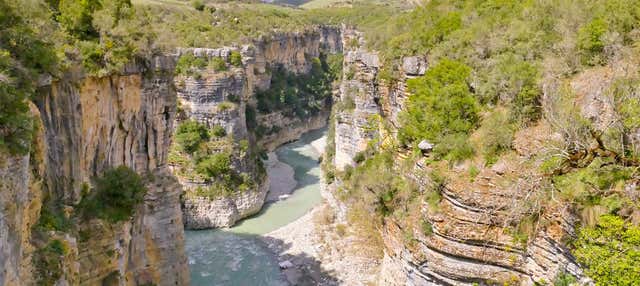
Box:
186;127;326;285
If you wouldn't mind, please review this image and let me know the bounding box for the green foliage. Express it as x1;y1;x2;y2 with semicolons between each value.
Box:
34;239;67;285
432;133;475;163
578;18;608;66
210;125;226;138
0;2;57;155
57;0;101;40
191;0;205;11
573;215;640;285
421;219;433;236
553;272;577;286
553;158;633;209
196;153;231;179
80;166;147;223
342;152;416;217
256;54;341;118
35;205;71;232
399;59;479;151
474;109;515;165
208;57;227;72
175;54;207;77
175;120;209;154
229;51;242;67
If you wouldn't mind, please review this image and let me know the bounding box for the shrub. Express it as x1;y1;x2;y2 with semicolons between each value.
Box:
35;205;71;232
432;133;475;163
229;51;242;67
572;215;640;285
192;0;205;11
399;59;479;147
474;108;515;165
80;166;147;223
175;54;207;77
34;239;67;285
217;101;235;111
553;272;577;286
57;0;101;40
209;57;227;72
196;153;231;179
578;18;608;66
0;3;57;155
175;120;209;154
353;151;366;164
211;125;226;137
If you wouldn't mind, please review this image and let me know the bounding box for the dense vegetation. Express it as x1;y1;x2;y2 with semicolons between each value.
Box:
79;166;148;223
329;1;640;283
256;54;342;119
170;119;260;199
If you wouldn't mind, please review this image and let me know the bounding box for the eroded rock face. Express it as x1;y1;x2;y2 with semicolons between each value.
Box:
178;26;341;230
1;57;191;286
182;176;269;229
334;27;381;170
326;28;590;285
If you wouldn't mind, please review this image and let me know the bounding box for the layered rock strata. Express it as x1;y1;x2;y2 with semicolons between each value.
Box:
177;26;342;229
1;58;190;285
326;28;590;285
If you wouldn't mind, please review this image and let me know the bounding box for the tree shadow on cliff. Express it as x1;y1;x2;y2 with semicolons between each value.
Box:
262;235;341;286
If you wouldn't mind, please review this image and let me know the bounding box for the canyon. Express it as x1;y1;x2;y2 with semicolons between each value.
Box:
2;9;625;286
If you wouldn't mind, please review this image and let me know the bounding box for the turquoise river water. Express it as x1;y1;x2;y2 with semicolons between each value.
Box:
185;128;326;285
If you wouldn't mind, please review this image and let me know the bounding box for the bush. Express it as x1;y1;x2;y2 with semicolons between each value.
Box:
211;125;226;137
175;120;209;154
572;215;640;285
432;133;475;163
192;0;205;11
80;166;147;223
474;109;515;165
209;57;227;72
175;54;207;77
399;60;479;147
196;153;231;179
578;18;608;66
0;3;57;155
229;51;242;67
34;239;67;285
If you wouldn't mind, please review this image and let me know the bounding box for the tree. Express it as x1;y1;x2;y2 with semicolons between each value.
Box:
57;0;102;40
573;215;640;285
399;59;479;145
82;166;147;222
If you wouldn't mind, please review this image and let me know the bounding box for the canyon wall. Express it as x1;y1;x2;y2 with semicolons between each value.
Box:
0;58;189;285
328;28;590;285
175;26;342;230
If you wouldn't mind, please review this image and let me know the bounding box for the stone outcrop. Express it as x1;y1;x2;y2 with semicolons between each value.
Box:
182;176;269;229
0;104;45;286
333;27;382;170
177;26;342;230
325;27;591;285
0;57;190;285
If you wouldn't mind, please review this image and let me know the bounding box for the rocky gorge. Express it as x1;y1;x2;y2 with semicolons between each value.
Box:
2;1;637;284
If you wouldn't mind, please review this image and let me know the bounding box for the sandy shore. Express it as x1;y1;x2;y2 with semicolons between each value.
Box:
265;152;297;202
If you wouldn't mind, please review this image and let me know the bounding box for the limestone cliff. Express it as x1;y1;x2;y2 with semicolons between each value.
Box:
326;28;591;285
1;58;189;285
175;26;342;230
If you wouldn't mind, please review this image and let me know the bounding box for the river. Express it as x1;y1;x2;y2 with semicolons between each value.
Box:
185;127;327;285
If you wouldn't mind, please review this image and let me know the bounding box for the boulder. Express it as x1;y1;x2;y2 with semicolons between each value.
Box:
418;140;433;153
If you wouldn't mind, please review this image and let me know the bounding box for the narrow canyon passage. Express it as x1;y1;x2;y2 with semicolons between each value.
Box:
185;128;327;285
